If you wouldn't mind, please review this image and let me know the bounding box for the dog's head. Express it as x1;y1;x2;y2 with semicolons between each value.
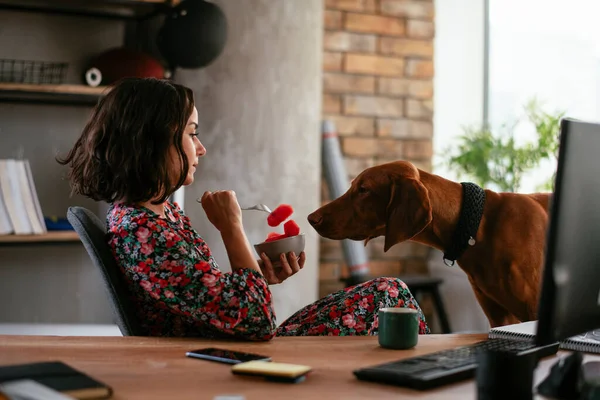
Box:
307;161;433;252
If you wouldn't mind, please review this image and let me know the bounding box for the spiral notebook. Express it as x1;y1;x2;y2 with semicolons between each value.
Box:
488;320;600;354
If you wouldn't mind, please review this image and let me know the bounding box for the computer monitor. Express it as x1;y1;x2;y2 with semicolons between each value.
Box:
536;117;600;347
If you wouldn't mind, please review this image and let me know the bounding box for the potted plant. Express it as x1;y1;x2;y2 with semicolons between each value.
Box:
444;99;565;193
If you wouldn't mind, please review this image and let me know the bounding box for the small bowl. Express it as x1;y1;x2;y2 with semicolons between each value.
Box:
254;234;305;268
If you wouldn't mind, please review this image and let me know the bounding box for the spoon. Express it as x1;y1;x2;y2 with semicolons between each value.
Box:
196;198;272;214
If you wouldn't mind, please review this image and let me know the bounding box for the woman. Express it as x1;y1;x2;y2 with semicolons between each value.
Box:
58;77;430;340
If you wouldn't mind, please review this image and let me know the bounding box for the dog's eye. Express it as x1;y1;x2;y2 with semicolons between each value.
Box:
358;186;369;194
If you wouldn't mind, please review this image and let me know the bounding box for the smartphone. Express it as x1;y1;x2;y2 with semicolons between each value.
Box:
185;347;271;365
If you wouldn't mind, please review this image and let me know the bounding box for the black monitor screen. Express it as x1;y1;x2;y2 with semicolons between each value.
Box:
536;118;600;346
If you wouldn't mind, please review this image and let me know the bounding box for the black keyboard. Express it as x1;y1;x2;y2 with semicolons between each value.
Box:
353;338;560;390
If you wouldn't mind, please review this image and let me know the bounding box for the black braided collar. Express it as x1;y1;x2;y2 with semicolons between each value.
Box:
443;182;486;266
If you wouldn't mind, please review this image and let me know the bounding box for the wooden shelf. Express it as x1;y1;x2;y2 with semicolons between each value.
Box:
0;83;108;106
0;0;177;20
0;231;81;246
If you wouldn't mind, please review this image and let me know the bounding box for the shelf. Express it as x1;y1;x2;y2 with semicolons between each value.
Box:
0;231;81;246
0;0;177;20
0;83;108;106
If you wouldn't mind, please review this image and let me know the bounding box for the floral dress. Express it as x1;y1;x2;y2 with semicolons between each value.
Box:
106;202;430;340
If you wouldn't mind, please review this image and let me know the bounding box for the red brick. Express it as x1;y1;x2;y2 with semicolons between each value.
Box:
345;53;405;76
406;99;433;118
345;157;376;178
377;77;410;96
408;79;433;99
325;10;343;29
377;139;404;158
323;94;342;114
402;139;433;159
405;59;434;78
377;118;433;139
323;52;343;72
380;0;435;20
345;13;406;36
326;0;377;12
379;37;433;58
344;95;404;117
377;77;433;99
342;137;378;157
324;31;377;53
323;115;376;136
407;19;434;38
376;158;432;173
323;73;376;94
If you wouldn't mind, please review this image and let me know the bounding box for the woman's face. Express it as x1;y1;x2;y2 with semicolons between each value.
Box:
173;106;206;187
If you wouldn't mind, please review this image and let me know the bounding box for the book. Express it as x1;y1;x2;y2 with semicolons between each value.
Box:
0;159;32;235
0;175;12;235
0;361;112;399
15;159;46;234
22;159;47;234
489;320;600;354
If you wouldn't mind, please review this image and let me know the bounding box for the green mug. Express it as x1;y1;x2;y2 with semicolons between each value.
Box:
378;307;419;350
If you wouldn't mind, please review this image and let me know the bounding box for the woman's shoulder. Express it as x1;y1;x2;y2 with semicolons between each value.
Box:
107;202;166;234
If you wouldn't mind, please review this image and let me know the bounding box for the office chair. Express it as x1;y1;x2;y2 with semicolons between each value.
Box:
67;206;143;336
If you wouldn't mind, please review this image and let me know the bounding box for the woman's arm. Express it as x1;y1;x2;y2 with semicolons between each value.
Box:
200;190;263;275
220;224;262;274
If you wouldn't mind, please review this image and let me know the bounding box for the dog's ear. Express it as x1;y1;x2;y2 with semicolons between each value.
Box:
384;178;432;252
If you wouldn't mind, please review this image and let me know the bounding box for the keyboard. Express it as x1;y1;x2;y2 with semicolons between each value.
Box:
353;338;560;390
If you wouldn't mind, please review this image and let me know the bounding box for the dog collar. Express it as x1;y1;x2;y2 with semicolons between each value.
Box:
443;182;486;266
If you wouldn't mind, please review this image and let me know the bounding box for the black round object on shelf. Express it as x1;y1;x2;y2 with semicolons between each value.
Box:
157;0;228;69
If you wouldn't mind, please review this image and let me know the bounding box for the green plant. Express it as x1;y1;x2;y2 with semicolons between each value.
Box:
444;99;565;192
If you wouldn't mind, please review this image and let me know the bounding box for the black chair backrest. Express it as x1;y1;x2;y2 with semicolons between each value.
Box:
67;206;143;336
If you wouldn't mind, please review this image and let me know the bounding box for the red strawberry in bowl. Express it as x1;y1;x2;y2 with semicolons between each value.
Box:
256;205;304;268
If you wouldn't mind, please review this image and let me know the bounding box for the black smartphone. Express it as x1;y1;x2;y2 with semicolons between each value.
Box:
185;347;271;365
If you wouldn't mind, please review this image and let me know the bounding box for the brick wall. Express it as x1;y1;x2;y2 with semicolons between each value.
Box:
320;0;436;309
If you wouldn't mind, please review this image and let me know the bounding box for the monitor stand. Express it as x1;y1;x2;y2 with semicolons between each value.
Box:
536;352;600;399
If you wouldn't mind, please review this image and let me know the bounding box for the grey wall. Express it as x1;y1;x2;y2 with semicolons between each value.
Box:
177;0;323;323
0;0;323;326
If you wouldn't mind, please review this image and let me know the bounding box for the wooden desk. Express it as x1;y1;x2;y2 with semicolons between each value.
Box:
0;334;597;399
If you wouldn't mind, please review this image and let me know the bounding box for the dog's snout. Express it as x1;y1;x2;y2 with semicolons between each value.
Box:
307;212;323;227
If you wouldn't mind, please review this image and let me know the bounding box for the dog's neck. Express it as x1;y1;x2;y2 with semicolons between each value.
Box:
413;171;486;263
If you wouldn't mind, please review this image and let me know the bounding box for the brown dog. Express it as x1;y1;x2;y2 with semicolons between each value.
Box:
307;160;551;328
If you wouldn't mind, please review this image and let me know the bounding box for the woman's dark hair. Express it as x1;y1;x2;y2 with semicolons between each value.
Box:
57;77;195;205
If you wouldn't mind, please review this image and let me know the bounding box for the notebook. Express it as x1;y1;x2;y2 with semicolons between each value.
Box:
489;320;600;354
0;361;112;399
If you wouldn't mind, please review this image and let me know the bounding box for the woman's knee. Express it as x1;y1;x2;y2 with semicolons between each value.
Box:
369;276;409;291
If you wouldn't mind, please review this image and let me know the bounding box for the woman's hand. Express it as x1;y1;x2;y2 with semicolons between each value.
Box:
201;190;243;234
258;251;306;285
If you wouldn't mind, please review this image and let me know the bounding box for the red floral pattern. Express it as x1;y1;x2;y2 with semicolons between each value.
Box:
107;202;429;340
276;277;430;336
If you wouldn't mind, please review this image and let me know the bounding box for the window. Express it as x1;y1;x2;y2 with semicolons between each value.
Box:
487;0;600;191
